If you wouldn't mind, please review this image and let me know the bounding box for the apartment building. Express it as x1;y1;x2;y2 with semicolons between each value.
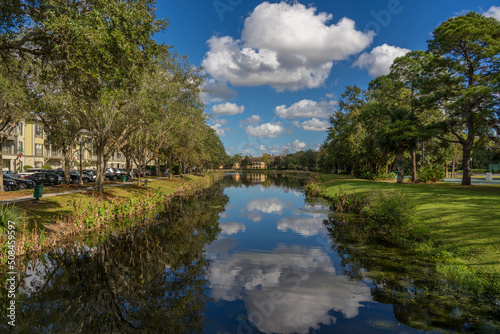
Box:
2;121;126;172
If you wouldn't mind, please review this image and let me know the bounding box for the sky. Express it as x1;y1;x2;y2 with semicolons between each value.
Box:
152;1;500;157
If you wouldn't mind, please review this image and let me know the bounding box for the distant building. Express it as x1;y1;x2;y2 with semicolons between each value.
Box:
249;159;265;169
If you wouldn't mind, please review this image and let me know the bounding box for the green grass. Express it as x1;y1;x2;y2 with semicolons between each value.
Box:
321;174;500;275
14;177;201;228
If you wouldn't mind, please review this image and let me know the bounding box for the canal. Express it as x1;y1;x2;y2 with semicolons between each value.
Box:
4;173;499;333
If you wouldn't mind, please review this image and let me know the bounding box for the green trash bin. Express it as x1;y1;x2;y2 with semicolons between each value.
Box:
34;184;44;200
122;175;127;182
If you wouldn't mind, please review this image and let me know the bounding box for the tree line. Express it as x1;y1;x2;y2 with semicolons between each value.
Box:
322;12;499;185
0;0;228;192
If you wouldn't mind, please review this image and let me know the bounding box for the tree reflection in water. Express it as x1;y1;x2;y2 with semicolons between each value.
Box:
324;215;500;333
11;183;229;333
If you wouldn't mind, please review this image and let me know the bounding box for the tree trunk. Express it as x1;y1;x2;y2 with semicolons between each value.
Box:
461;143;472;186
79;147;84;186
411;150;417;182
445;162;449;178
396;152;405;184
0;148;4;192
95;144;106;193
63;146;72;184
452;159;456;178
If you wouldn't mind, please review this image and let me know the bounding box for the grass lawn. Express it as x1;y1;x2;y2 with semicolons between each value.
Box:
321;174;500;275
14;176;201;228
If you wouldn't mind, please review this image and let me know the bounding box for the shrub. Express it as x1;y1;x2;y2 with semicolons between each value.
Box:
362;192;416;246
331;188;368;214
0;205;25;236
41;164;52;170
23;165;33;170
418;164;445;183
304;180;327;197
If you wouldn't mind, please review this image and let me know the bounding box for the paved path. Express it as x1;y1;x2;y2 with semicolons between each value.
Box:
442;178;500;185
0;178;169;205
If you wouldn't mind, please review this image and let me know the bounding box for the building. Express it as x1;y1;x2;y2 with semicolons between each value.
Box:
2;121;127;172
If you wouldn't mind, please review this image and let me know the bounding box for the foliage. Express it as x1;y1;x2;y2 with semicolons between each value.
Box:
0;205;24;235
41;164;52;170
330;188;368;214
362;192;416;246
304;179;326;197
417;164;445;183
23;165;33;170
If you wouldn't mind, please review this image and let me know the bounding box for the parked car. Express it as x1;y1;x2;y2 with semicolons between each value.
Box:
26;172;63;186
3;178;17;191
3;171;21;179
105;169;118;180
54;170;91;184
82;170;96;182
132;169;151;177
4;174;36;190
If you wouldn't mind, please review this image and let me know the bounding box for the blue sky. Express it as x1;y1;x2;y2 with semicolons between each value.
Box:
153;1;500;157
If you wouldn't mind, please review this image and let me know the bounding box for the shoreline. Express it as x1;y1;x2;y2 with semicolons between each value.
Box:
0;172;224;273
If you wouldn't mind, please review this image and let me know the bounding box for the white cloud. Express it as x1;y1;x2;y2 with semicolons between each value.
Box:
353;43;411;77
292;139;307;151
219;223;246;235
205;243;372;333
246;122;284;138
246;198;285;215
202;78;237;103
276;216;325;237
484;6;500;20
293;118;330;132
202;2;373;91
275;99;336;119
211;102;245;116
210;123;225;137
241;115;262;125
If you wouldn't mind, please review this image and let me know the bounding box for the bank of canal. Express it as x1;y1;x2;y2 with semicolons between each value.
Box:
1;173;498;333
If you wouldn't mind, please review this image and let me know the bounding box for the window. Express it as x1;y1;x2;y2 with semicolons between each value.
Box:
35;125;43;138
2;140;15;155
35;144;43;157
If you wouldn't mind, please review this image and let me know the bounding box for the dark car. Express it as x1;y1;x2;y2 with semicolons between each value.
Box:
3;178;17;191
26;172;63;186
54;170;91;184
82;170;96;182
4;174;36;190
105;168;119;180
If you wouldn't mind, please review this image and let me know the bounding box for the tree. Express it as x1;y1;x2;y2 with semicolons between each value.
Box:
241;156;252;169
424;12;500;185
0;59;28;191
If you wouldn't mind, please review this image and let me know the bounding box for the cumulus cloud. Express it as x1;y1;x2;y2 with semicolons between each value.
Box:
210;123;226;137
484;6;500;20
219;223;246;235
293;118;330;132
353;43;411;77
275;99;336;119
246;122;284;138
205;243;372;333
211;102;245;116
241;115;262;125
202;2;373;91
292;139;307;151
202;78;237;103
246;198;285;215
277;216;326;237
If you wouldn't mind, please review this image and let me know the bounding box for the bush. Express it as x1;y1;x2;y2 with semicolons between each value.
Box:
0;205;25;236
23;165;33;170
304;180;327;197
418;164;445;183
330;188;368;214
362;192;416;246
41;164;52;170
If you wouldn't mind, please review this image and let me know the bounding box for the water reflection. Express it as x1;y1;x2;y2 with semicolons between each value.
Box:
206;242;372;333
324;216;500;333
6;183;229;334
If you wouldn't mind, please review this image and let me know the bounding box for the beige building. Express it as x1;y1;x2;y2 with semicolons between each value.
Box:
2;121;127;172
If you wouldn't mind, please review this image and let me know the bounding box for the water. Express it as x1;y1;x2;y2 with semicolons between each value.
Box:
3;173;499;333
